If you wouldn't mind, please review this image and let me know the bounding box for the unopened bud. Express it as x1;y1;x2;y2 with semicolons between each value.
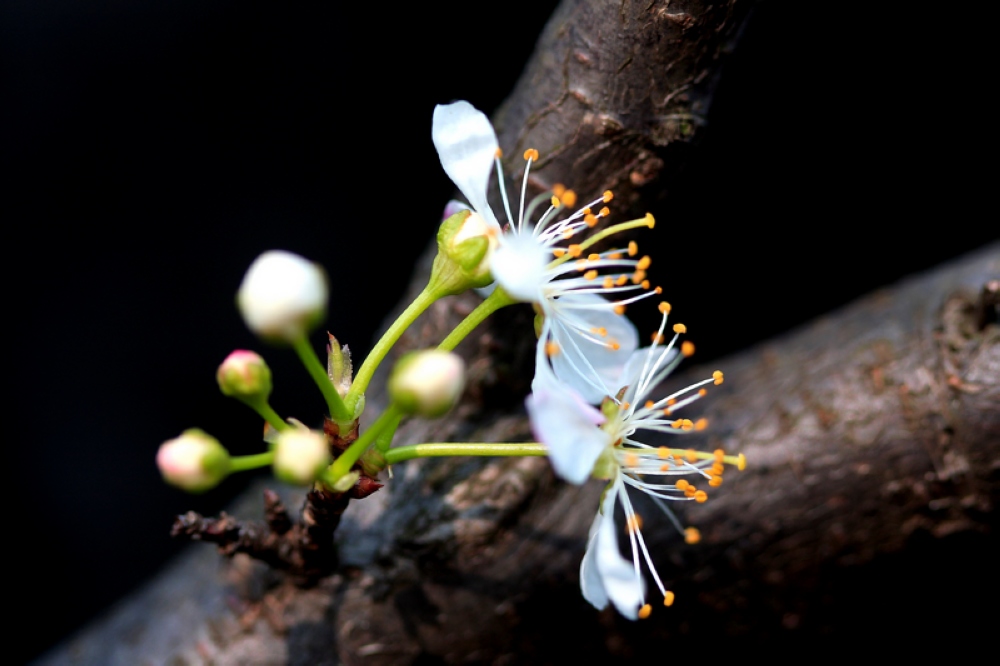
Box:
273;428;332;486
217;350;272;401
388;349;465;417
237;250;328;343
430;208;497;294
156;429;230;493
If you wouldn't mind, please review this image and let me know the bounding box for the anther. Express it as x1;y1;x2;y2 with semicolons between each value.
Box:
654;286;663;294
603;277;614;289
737;453;747;471
568;244;583;258
686;449;698;462
639;604;652;619
684;528;701;545
694;418;708;431
545;341;560;356
698;388;707;397
663;591;675;607
637;255;652;270
709;476;723;487
694;490;708;503
651;332;666;344
713;370;724;385
626;513;643;532
550;195;561;208
628;241;638;256
584;269;598;280
603;190;614;203
640;280;651;290
585;214;599;227
645;400;655;409
645;213;656;228
657;447;670;459
523;148;539;161
588;253;601;261
682;341;695;357
600;206;610;217
494;148;503;158
607;340;621;350
553;248;567;257
552;183;566;197
659;301;672;314
614;304;626;315
673;323;687;334
675;479;690;491
615;275;629;287
561;190;577;207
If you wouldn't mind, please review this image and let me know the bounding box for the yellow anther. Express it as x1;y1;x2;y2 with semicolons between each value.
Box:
607;340;621;351
568;244;583;258
681;419;694;431
644;400;655;409
676;479;690;491
552;183;566;198
628;241;638;256
713;449;725;461
603;276;614;289
698;388;707;397
614;304;626;315
673;323;687;334
681;341;695;357
545;341;560;356
684;486;697;498
584;214;599;227
663;591;675;607
596;327;608;336
553;248;567;257
600;206;610;217
587;253;601;261
582;207;591;215
684;528;701;545
645;213;656;228
622;401;630;410
608;252;622;260
626;513;643;533
694;418;709;431
603;190;614;202
651;332;666;344
686;449;698;462
631;269;647;284
615;275;629;287
639;604;652;619
659;301;672;314
710;463;724;475
713;370;724;385
694;490;708;503
660;463;671;472
667;398;677;406
671;419;684;429
584;269;598;280
637;255;652;270
709;476;723;488
640;279;651;290
551;195;561;208
737;453;746;471
494;148;503;158
561;189;577;207
654;286;663;294
657;447;670;459
524;148;539;161
662;408;672;416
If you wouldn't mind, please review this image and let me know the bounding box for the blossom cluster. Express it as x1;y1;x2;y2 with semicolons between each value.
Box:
433;101;744;619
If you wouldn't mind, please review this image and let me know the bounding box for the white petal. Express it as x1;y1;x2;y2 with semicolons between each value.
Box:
526;365;608;485
432;101;500;229
491;229;549;302
581;478;645;618
548;293;639;403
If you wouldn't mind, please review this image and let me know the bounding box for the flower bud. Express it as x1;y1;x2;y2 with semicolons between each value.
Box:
217;350;273;401
237;250;328;343
273;428;332;486
429;208;497;295
388;349;465;417
156;429;230;493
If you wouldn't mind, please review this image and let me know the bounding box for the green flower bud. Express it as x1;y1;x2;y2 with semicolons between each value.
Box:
156;429;230;493
388;349;465;418
217;350;273;401
429;209;497;295
273;428;332;486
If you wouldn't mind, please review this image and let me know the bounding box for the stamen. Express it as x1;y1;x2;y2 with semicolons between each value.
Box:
603;190;614;202
523;148;539;161
637;255;652;270
659;301;672;314
494;148;503;158
561;190;578;207
684;527;701;544
545;341;560;356
663;591;675;607
614;304;626;315
673;323;687;334
694;418;708;431
628;241;638;256
681;341;695;357
694;490;708;503
638;604;652;619
713;370;724;385
645;213;656;228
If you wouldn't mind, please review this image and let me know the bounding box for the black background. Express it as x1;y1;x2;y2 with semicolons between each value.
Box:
4;1;994;662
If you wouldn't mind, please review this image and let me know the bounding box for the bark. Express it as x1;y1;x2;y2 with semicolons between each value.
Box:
39;1;1000;664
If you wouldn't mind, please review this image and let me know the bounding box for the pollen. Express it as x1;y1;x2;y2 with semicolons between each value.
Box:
603;190;614;202
628;241;638;256
713;370;724;385
714;449;725;461
684;527;701;545
603;277;614;289
631;270;647;284
639;604;653;619
694;490;708;503
664;591;675;607
659;301;672;314
675;479;691;491
560;189;578;207
552;183;566;198
681;341;695;357
524;148;539;161
645;213;656;228
637;255;652;270
709;476;723;487
553;248;567;257
584;269;598;280
545;341;560;356
694;418;709;431
614;304;626;315
588;253;601;261
585;214;599;227
615;275;629;287
673;323;687;334
568;244;583;258
600;206;611;217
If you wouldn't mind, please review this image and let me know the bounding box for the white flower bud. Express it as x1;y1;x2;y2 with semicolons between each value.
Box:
217;350;273;400
237;251;328;343
273;428;331;486
388;350;466;417
156;429;230;493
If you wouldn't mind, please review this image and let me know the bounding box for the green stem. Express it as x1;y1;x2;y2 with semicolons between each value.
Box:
438;287;517;351
292;334;352;426
228;451;275;473
345;285;442;413
244;398;289;433
327;405;403;480
384;442;547;465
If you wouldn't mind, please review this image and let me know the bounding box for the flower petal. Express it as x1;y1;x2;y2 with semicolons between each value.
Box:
432;101;501;229
526;364;607;485
491;228;550;302
581;477;645;618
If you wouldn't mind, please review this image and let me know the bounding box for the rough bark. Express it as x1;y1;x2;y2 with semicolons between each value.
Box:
38;1;1000;663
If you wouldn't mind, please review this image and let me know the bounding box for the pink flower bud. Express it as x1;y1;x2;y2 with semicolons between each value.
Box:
217;350;273;400
156;429;230;493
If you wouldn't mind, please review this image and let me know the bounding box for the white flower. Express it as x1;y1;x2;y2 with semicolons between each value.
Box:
527;302;745;619
432;100;660;403
237;250;328;343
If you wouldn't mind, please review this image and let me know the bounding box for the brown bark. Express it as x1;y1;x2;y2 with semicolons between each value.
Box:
39;1;1000;663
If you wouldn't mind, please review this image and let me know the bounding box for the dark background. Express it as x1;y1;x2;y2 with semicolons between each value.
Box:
3;1;994;662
